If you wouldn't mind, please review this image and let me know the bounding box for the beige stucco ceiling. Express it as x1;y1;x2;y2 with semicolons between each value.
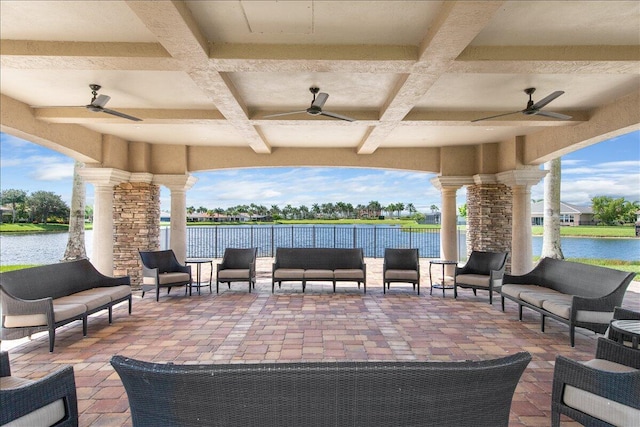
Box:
1;0;639;171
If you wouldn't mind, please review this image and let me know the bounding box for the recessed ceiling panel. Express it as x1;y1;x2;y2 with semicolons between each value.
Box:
85;124;246;146
383;125;543;148
0;70;215;110
187;1;439;45
0;1;157;42
258;124;369;148
472;1;640;46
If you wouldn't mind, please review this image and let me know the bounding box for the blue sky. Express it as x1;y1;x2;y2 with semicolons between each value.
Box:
1;130;638;213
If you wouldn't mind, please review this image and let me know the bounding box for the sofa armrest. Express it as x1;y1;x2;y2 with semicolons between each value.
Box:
0;364;78;426
0;351;10;377
0;286;53;318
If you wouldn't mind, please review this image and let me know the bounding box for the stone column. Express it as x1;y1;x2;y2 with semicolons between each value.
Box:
497;169;547;275
78;168;130;275
154;175;197;263
431;177;470;275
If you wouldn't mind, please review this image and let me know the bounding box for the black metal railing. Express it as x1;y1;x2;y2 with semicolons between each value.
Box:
161;225;443;258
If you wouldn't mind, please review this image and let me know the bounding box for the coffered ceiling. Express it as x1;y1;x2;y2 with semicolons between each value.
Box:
1;1;638;164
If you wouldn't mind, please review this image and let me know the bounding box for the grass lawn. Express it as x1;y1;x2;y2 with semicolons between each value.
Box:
532;225;636;238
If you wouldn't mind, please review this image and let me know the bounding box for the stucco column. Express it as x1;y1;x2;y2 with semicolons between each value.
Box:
78;168;130;275
497;169;547;275
431;177;471;275
154;175;197;263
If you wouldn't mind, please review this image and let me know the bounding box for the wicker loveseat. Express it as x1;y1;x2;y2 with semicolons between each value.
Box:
112;352;531;427
0;259;131;352
500;258;635;346
272;248;366;293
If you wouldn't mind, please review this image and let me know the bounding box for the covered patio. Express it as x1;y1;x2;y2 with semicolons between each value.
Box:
3;258;639;426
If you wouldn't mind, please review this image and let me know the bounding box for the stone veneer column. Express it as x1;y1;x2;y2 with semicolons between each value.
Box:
154;175;197;264
113;177;159;285
78;168;130;275
497;169;547;275
465;175;512;270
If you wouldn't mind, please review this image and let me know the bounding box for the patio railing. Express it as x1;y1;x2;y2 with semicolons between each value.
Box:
160;225;454;259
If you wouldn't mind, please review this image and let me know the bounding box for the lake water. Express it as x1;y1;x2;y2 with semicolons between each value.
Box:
0;228;638;265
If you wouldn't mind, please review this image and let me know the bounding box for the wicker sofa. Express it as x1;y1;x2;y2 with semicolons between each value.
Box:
112;352;531;427
272;248;366;293
500;258;635;346
0;259;131;352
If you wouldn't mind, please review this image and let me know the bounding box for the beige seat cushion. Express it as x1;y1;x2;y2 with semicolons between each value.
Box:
385;270;418;281
455;274;489;287
54;294;111;311
142;272;190;286
518;289;566;308
274;269;305;280
500;284;547;299
334;269;365;280
541;295;574;319
75;285;131;301
218;269;250;280
563;359;640;427
0;376;66;427
303;269;334;279
3;303;86;328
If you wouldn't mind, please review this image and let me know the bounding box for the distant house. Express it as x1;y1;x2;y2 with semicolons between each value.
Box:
187;212;212;222
531;201;595;226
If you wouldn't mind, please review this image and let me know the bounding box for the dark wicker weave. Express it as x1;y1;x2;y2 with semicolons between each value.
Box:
112;352;531;427
0;259;131;352
216;247;257;293
383;248;420;294
139;250;192;301
0;351;78;426
608;306;640;344
501;258;635;346
453;251;508;304
551;337;640;426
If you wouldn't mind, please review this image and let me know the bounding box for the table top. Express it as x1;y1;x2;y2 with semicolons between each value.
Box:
610;320;640;335
429;259;458;265
186;258;213;264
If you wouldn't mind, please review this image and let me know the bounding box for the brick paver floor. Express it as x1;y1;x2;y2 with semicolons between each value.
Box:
2;258;638;426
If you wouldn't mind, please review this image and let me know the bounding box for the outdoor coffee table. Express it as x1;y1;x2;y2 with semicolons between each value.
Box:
429;259;457;297
186;258;213;295
610;320;640;349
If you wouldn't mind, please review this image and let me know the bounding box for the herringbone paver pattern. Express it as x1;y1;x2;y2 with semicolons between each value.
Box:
3;258;638;426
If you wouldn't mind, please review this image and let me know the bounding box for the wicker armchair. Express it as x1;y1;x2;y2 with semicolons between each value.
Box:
552;337;640;426
139;250;192;301
112;352;530;427
216;248;257;293
454;251;508;304
383;248;420;294
0;351;78;426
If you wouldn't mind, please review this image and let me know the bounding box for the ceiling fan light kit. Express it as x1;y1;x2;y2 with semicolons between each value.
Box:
264;87;356;122
472;87;572;122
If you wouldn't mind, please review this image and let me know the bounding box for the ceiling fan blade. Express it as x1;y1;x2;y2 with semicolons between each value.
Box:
92;94;111;108
535;110;572;120
471;110;522;123
102;108;142;122
263;110;308;119
312;92;329;109
531;91;564;110
320;111;356;122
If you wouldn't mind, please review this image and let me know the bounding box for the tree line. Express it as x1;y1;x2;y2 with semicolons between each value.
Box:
186;201;435;221
0;189;69;224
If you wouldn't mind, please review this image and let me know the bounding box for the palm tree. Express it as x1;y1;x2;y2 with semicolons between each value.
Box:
62;161;87;261
541;157;564;259
406;203;416;217
395;202;405;219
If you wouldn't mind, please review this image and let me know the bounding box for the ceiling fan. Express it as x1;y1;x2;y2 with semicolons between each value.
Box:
264;87;356;122
471;87;572;122
85;84;142;122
